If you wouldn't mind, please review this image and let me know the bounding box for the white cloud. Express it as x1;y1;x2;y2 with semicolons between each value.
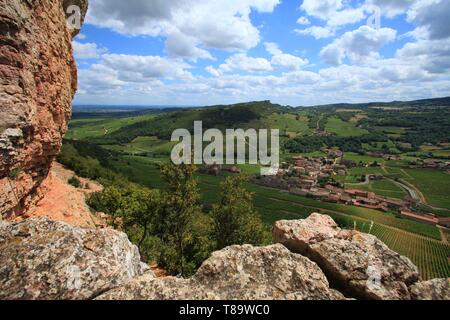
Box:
297;16;310;25
165;30;214;61
295;26;335;39
205;65;222;77
396;37;450;73
264;42;308;71
73;41;107;59
86;0;281;59
218;53;273;73
320;26;397;65
407;0;450;40
299;0;367;26
74;0;450;107
300;0;343;20
75;33;87;40
366;0;418;18
100;54;193;81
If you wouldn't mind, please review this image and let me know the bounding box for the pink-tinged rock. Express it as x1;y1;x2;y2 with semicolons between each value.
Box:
410;278;450;300
0;0;88;217
97;244;345;300
273;213;420;300
0;218;149;300
273;212;340;254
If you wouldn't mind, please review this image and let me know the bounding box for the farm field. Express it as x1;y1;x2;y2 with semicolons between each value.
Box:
347;179;408;199
325;117;369;137
102;136;176;155
101;153;442;241
66;115;156;140
403;169;450;209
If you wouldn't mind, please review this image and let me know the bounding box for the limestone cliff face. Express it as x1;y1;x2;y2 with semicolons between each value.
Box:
0;0;88;217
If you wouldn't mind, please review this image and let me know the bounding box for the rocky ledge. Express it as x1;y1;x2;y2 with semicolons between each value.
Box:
0;218;148;300
0;213;448;300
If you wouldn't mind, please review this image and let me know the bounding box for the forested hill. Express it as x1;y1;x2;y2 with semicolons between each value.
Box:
300;96;450;109
85;101;286;144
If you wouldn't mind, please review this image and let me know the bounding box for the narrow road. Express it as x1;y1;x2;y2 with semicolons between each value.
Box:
437;226;449;245
347;174;370;186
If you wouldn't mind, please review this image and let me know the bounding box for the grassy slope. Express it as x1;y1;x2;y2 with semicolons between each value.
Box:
325;117;369;137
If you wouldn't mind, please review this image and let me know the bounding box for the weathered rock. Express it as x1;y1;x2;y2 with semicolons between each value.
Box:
273;214;420;300
97;244;345;300
23;162;104;228
410;279;450;300
0;218;149;300
273;213;340;254
0;0;88;217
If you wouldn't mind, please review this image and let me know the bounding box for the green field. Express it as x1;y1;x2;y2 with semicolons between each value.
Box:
404;169;450;209
325;117;369;137
350;179;408;199
261;113;312;135
102;136;176;155
343;152;384;164
112;154;442;241
66;115;156;140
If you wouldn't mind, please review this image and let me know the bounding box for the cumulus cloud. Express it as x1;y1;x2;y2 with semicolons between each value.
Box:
295;26;335;39
73;41;107;59
74;0;450;106
264;42;309;70
216;53;273;73
299;0;366;26
320;26;397;65
396;38;450;73
100;54;193;81
407;0;450;40
165;30;214;61
300;0;343;20
86;0;281;59
297;16;310;25
367;0;419;18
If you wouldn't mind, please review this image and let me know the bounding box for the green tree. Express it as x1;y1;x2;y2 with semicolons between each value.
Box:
212;176;270;250
88;186;124;228
121;187;161;253
154;162;212;276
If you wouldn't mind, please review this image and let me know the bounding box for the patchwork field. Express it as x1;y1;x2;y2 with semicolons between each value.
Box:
64;100;450;281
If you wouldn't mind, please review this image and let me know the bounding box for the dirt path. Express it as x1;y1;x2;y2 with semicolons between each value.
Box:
437;226;449;245
24;162;104;228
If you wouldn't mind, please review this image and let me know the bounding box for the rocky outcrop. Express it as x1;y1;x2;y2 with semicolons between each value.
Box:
273;214;421;300
410;279;450;300
0;214;448;300
0;218;148;300
97;244;344;300
0;0;88;217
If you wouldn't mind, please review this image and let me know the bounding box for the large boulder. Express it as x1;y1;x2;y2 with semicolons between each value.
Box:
410;279;450;300
274;214;420;300
97;244;345;300
0;0;88;217
0;218;149;300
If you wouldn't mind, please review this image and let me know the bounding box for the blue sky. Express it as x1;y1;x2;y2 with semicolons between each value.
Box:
73;0;450;106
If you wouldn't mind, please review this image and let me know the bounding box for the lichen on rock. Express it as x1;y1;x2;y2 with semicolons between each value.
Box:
0;218;148;300
97;244;345;300
274;214;421;300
